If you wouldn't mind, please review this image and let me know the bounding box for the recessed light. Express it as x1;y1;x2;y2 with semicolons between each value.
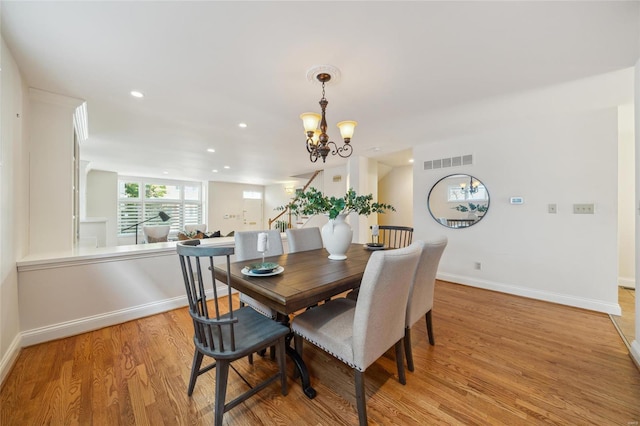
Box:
223;166;230;169
207;148;216;153
212;169;218;173
130;90;144;98
238;123;248;128
409;158;414;163
162;171;169;174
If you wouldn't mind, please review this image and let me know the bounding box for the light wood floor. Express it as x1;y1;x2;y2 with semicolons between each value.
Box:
611;286;636;348
2;281;640;425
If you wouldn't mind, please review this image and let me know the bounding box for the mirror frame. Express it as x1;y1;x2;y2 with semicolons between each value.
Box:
427;174;490;229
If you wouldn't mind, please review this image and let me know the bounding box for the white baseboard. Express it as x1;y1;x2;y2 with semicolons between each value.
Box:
21;296;189;347
630;340;640;370
618;276;636;289
438;273;621;315
20;284;232;347
0;333;22;388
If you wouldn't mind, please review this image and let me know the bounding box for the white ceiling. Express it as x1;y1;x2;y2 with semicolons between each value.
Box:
2;1;638;185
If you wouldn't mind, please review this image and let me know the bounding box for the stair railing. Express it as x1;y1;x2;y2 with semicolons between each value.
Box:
269;170;322;230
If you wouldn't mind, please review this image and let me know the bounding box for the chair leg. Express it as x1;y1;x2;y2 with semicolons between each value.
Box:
404;327;415;372
214;359;230;426
354;369;368;426
248;353;254;365
426;310;435;345
294;334;304;357
270;345;276;360
293;335;303;379
394;340;406;385
277;337;288;396
188;351;204;396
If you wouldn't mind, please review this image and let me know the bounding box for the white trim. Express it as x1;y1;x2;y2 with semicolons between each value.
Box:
618;276;636;288
630;340;640;370
0;334;22;387
437;272;621;315
16;237;236;272
20;284;232;347
18;249;176;272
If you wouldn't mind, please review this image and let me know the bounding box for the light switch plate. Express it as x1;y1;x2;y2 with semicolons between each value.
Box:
573;204;594;214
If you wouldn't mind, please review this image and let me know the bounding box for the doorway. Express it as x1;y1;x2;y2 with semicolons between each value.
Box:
241;198;263;231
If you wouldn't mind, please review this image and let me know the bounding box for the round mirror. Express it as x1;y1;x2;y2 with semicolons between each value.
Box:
428;174;490;228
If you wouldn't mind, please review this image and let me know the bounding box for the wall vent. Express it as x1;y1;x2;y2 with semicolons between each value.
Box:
424;154;473;170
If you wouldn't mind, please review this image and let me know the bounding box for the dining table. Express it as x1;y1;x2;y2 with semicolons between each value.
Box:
213;243;375;399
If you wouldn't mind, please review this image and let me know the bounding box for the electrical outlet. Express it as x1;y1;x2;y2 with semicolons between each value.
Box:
474;262;482;270
548;204;557;214
573;204;594;214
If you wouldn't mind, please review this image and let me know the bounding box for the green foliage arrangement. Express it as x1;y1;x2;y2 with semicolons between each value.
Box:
123;183;167;198
452;202;488;213
279;187;395;220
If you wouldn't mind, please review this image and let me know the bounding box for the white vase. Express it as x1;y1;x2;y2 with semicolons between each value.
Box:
321;214;353;260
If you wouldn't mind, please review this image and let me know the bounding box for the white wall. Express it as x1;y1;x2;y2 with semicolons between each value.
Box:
207;181;264;235
0;37;29;384
86;169;118;247
618;104;636;288
28;89;83;255
632;58;640;366
378;165;413;227
321;164;347;198
414;107;620;314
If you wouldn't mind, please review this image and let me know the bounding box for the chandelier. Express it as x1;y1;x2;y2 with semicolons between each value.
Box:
460;176;480;195
300;68;357;163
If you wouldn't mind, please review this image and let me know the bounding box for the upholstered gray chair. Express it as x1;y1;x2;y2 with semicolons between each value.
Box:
347;225;414;302
176;240;289;426
404;236;447;372
285;227;323;253
291;242;423;426
234;230;284;319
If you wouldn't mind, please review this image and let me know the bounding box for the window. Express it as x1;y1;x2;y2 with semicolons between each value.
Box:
447;185;488;202
118;177;203;235
243;190;262;200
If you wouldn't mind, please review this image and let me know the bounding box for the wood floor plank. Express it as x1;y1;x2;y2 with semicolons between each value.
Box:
2;281;639;425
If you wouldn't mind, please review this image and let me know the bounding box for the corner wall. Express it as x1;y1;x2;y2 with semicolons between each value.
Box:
414;106;620;314
631;57;640;366
28;89;83;254
86;169;118;247
0;37;28;385
379;165;413;227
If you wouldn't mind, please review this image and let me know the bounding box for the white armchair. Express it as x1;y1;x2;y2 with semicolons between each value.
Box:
143;225;170;243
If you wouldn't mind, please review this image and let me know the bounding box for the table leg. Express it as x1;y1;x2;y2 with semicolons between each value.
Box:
284;333;316;399
276;313;316;399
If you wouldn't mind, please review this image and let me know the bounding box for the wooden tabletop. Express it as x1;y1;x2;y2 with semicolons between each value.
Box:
214;244;374;315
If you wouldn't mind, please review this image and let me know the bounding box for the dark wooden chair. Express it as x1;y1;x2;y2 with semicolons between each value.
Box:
177;240;289;426
372;225;414;248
